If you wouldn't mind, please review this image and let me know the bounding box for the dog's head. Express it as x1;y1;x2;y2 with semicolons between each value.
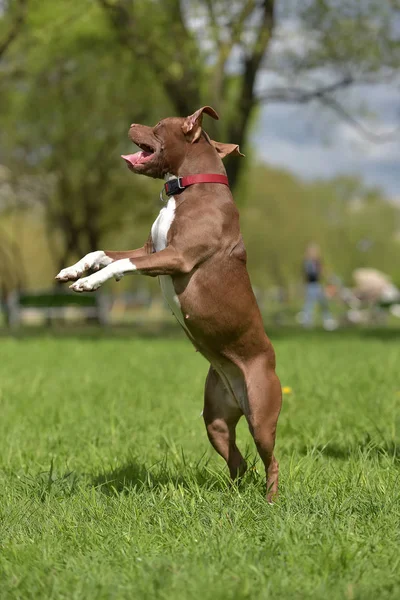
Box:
122;106;243;179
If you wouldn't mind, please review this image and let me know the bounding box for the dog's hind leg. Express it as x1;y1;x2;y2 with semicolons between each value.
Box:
203;366;247;480
243;356;282;503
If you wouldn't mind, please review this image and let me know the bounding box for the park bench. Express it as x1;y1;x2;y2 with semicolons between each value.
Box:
4;290;109;328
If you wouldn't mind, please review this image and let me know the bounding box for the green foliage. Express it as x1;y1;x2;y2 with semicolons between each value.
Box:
0;331;400;598
0;0;399;285
298;0;400;74
1;0;164;267
2;161;399;292
239;165;400;288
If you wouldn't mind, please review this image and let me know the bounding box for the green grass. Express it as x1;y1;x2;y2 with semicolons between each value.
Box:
0;328;399;599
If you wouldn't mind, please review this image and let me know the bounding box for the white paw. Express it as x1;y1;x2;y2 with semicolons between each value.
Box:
56;251;111;282
56;265;83;282
69;259;135;292
70;273;104;292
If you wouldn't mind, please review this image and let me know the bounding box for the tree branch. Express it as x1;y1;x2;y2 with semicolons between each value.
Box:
202;0;221;48
225;0;275;187
229;0;257;48
207;0;256;109
258;76;400;143
0;0;27;60
98;0;201;115
257;76;354;103
319;95;400;143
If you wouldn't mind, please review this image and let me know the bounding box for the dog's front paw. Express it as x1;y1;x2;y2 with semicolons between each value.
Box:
56;265;84;282
69;261;128;292
70;274;103;293
56;251;111;282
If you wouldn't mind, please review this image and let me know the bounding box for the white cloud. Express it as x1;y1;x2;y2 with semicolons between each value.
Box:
253;82;400;199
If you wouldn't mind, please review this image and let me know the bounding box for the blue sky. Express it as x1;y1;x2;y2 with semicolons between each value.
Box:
253;81;400;200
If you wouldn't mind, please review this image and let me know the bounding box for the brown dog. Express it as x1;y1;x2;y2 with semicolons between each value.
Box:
56;106;282;501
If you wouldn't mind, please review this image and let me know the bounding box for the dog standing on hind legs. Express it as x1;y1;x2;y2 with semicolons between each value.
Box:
56;106;282;501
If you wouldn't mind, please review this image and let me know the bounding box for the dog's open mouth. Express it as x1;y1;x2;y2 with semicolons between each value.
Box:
121;142;155;168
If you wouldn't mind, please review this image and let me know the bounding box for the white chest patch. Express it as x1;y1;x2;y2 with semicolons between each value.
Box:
151;198;188;330
151;197;176;252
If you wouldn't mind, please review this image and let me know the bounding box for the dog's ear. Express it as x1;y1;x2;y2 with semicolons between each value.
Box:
182;106;219;143
210;140;245;159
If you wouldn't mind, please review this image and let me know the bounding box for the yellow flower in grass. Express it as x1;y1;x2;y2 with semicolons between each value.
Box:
282;386;293;395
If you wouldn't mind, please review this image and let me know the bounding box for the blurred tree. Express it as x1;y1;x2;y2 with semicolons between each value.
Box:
240;164;400;290
97;0;400;187
0;0;28;308
0;0;27;60
0;0;162;271
2;158;399;292
0;0;399;291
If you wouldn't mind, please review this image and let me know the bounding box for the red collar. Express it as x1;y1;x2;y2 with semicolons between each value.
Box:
164;174;229;197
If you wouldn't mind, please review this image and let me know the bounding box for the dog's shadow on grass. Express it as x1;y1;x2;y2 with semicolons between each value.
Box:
92;461;197;495
91;456;262;496
300;435;400;463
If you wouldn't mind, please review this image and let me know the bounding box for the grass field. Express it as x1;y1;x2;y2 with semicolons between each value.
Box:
0;327;399;599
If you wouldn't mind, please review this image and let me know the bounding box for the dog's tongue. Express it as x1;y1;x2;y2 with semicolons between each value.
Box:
121;151;152;167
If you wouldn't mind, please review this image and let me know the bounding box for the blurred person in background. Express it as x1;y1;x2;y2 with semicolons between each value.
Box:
301;243;337;330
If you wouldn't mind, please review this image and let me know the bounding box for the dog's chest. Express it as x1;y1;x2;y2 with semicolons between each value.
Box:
151;198;187;329
151;198;176;252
